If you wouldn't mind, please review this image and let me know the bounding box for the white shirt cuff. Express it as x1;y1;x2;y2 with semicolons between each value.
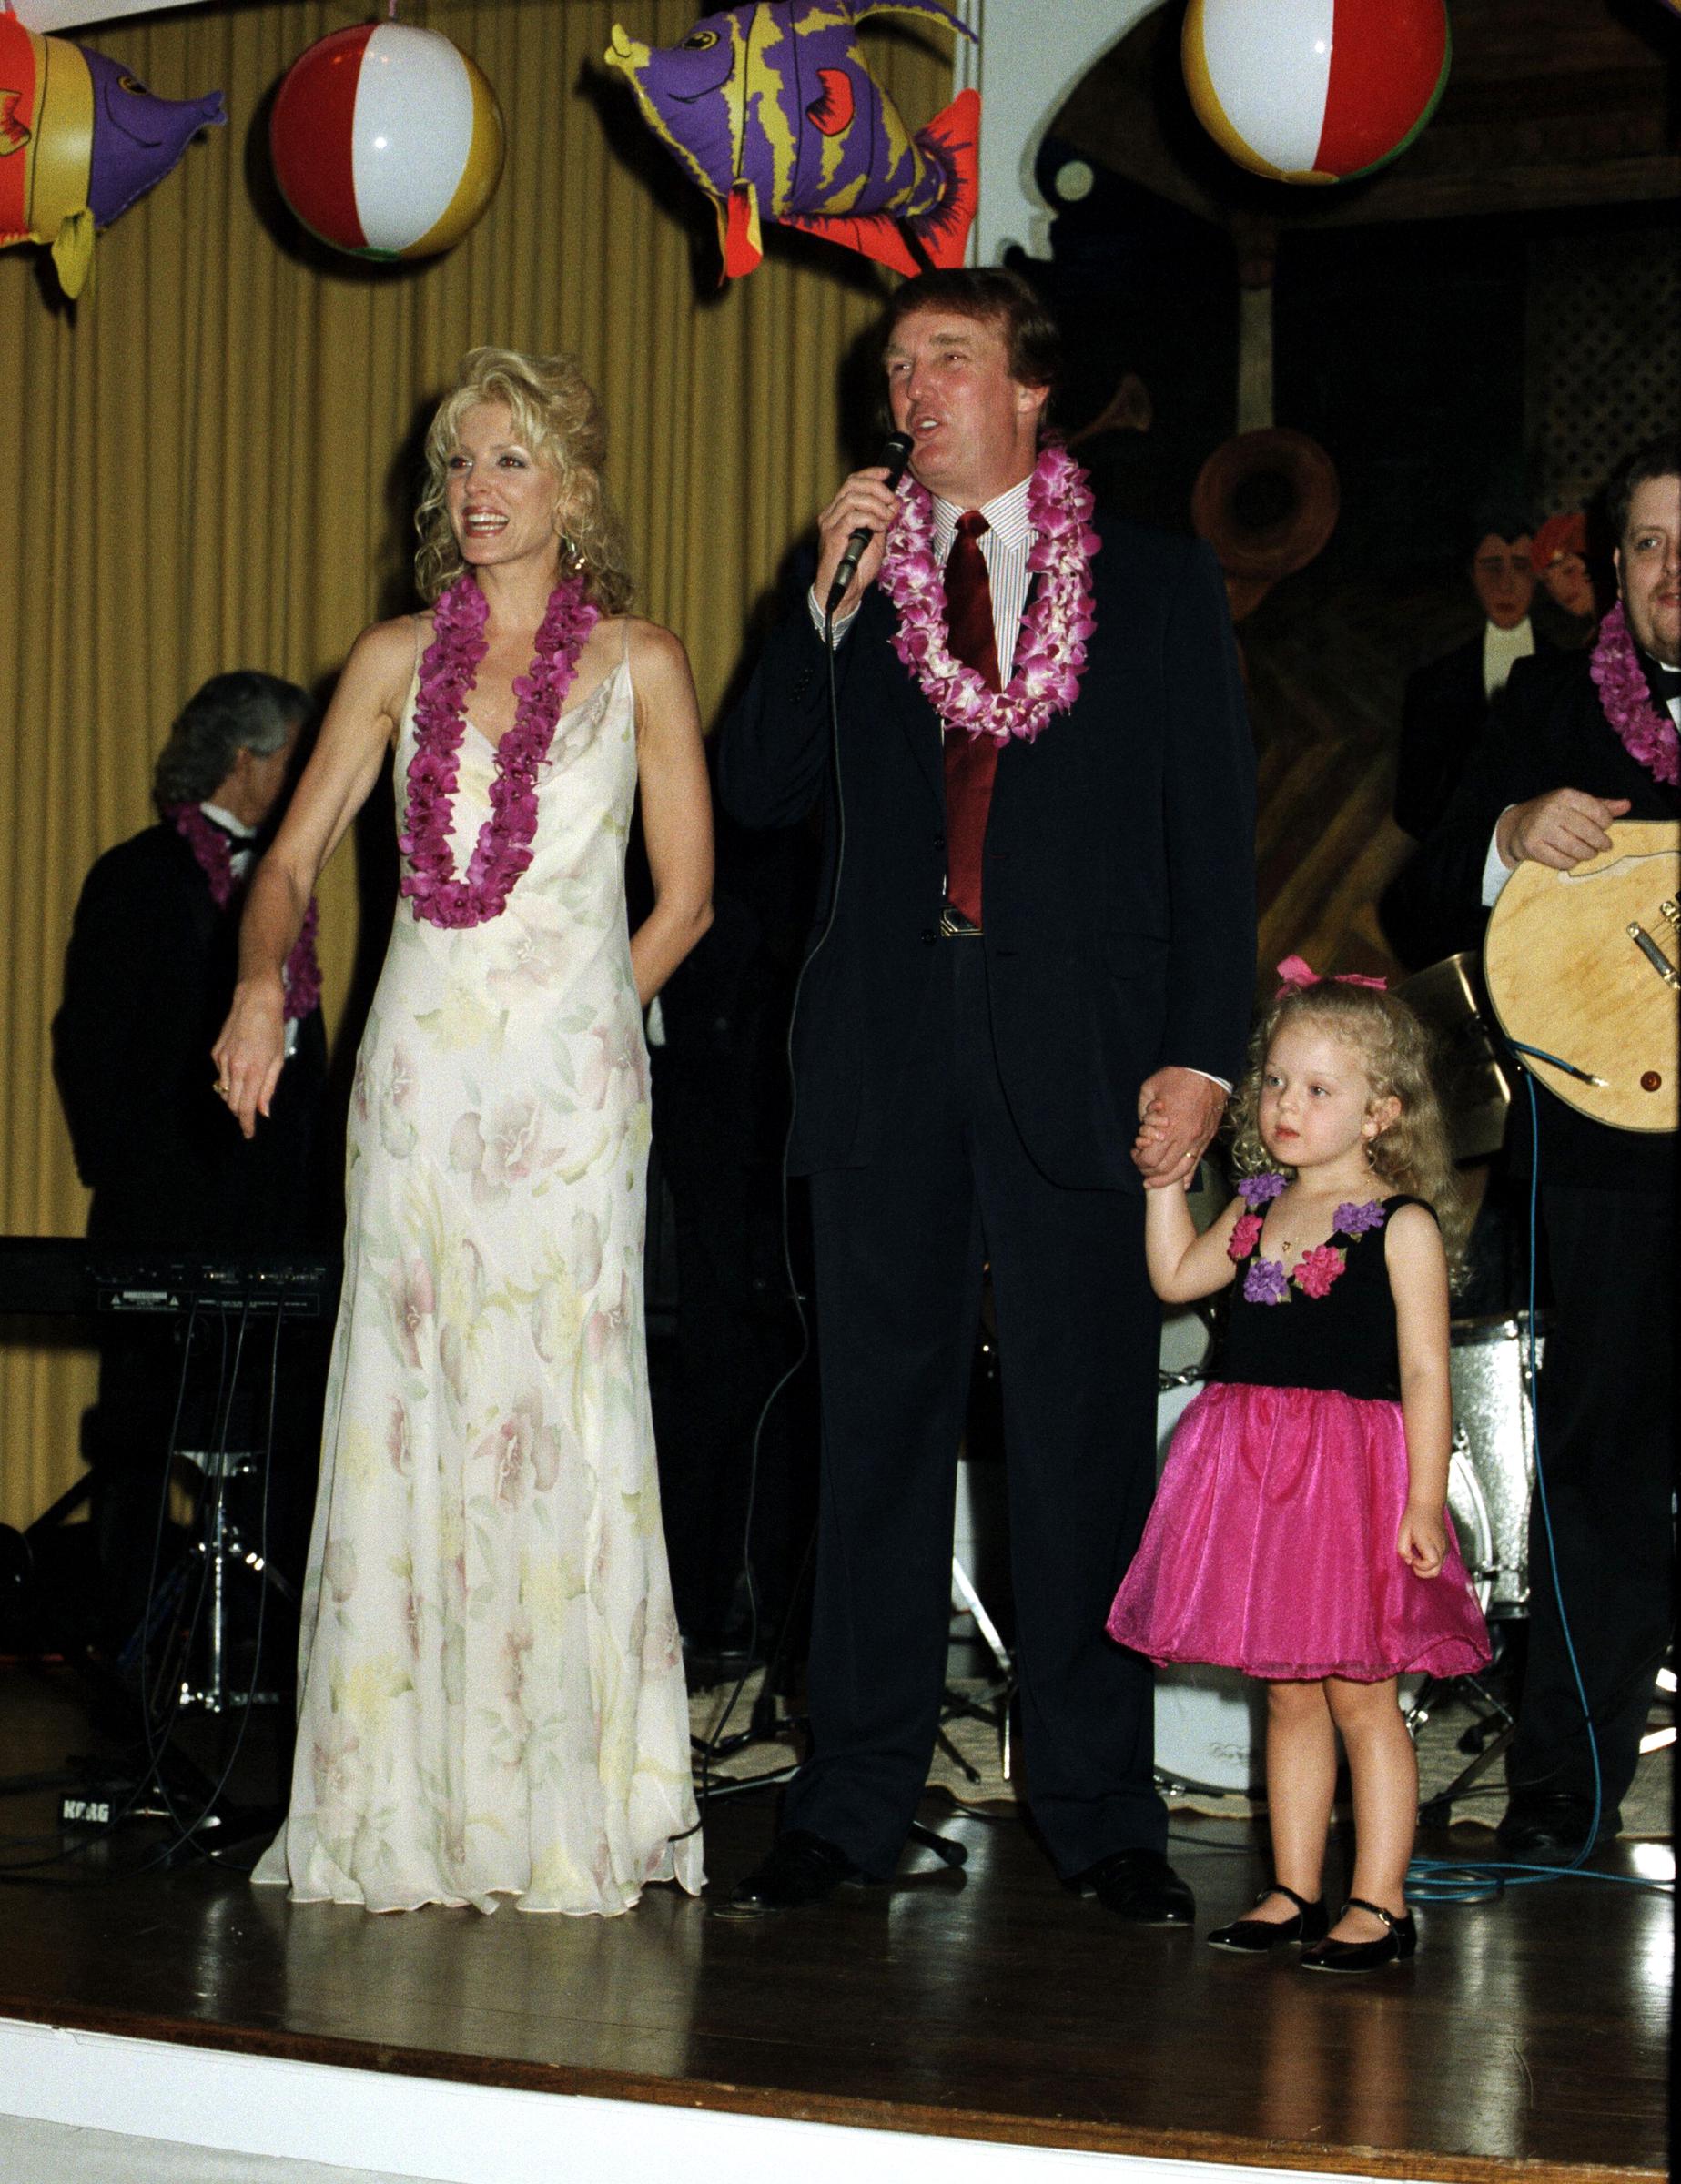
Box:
806;586;859;647
1480;811;1517;907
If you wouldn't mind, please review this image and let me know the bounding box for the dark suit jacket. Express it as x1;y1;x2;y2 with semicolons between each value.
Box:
54;823;328;1248
1393;624;1559;844
1394;654;1678;1191
719;516;1257;1188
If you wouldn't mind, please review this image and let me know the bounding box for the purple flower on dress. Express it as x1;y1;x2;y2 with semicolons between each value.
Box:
1228;1211;1263;1260
1292;1244;1347;1299
1237;1171;1287;1208
1333;1198;1387;1237
1243;1258;1291;1306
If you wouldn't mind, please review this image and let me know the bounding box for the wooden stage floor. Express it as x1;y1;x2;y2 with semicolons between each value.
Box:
0;1664;1670;2182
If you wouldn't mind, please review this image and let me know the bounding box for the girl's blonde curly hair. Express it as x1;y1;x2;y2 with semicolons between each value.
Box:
414;348;634;613
1227;977;1471;1280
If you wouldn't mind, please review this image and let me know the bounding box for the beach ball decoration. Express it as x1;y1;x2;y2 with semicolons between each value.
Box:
1183;0;1451;187
0;14;225;301
270;23;504;261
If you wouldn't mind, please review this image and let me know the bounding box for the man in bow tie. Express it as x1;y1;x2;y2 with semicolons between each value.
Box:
1402;437;1679;1863
718;270;1256;1921
53;671;329;1644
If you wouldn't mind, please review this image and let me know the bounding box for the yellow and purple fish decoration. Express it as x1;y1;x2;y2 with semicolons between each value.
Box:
0;13;224;301
605;1;979;281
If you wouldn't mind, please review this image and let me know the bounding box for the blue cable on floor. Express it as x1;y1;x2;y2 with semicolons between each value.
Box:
1407;1076;1670;1906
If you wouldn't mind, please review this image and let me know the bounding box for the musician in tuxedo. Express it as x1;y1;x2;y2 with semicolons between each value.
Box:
716;269;1257;1921
1400;439;1679;1861
54;672;328;1638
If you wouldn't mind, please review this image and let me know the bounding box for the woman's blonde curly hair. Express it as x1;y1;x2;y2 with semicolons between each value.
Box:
1227;977;1471;1281
414;348;634;613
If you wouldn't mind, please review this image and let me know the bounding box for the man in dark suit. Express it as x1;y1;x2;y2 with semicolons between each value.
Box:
1401;439;1678;1861
55;671;329;1638
1392;526;1554;849
716;270;1256;1922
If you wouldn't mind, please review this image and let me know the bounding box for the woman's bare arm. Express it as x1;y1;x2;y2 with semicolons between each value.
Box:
628;621;714;1006
214;618;413;1136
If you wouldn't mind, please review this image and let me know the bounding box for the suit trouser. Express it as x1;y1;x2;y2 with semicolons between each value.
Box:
1507;1184;1676;1817
784;944;1166;1877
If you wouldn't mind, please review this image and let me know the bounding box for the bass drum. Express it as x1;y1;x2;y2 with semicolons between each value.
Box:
1151;1362;1268;1795
1447;1314;1542;1619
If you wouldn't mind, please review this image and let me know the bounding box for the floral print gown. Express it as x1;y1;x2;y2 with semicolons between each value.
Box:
255;628;703;1914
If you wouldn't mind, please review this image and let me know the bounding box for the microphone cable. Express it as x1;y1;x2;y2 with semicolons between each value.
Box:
683;523;880;1825
1407;1072;1671;1906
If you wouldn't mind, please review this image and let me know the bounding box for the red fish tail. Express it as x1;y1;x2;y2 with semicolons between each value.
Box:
903;86;979;270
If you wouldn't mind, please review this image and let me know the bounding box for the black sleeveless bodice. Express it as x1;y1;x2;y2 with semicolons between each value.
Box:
1210;1189;1434;1402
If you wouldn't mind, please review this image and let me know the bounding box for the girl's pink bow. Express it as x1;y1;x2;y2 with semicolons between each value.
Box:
1275;955;1388;995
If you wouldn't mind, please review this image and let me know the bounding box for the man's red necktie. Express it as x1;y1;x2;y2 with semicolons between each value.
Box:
941;511;1001;927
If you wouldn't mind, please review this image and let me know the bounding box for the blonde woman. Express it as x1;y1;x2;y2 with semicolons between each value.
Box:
216;349;712;1915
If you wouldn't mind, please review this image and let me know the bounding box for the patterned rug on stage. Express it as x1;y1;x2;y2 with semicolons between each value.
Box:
688;1670;1674;1839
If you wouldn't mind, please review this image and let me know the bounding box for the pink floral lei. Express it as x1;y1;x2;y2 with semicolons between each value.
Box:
168;804;320;1023
1589;602;1678;787
876;441;1099;745
399;571;600;929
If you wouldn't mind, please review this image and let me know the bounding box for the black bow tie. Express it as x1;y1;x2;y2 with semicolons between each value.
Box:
1649;662;1681;703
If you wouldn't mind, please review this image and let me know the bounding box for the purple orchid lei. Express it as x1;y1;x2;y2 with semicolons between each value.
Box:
876;441;1099;746
399;571;600;929
1589;602;1678;787
1230;1172;1388;1304
168;804;321;1022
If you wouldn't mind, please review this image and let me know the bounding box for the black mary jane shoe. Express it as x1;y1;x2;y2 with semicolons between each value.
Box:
1299;1896;1418;1974
1208;1883;1330;1954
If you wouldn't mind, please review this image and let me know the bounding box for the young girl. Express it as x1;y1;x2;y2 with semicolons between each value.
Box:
1109;960;1490;1973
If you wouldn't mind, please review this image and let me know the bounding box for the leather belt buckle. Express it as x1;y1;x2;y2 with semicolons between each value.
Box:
939;906;983;937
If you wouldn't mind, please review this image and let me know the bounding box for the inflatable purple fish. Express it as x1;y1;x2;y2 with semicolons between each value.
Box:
0;14;225;300
605;0;979;279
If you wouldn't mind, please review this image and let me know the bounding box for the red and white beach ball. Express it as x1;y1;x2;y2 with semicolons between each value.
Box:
1183;0;1450;186
270;23;505;261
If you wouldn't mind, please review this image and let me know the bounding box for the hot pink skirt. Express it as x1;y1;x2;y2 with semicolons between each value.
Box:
1108;1381;1492;1683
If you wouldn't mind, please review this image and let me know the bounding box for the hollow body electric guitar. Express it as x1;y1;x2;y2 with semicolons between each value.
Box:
1483;820;1680;1133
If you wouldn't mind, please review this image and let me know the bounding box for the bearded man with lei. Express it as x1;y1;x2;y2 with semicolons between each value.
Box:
217;349;714;1916
1400;436;1680;1868
717;269;1257;1925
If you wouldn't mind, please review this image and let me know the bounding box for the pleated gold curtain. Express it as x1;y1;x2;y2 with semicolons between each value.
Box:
0;0;954;1529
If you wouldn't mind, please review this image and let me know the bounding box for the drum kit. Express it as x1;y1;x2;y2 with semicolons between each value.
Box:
1153;954;1541;1797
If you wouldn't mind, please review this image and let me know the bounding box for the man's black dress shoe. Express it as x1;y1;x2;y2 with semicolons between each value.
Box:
1299;1896;1417;1974
1496;1794;1619;1863
712;1830;864;1919
1207;1882;1330;1953
1070;1848;1195;1926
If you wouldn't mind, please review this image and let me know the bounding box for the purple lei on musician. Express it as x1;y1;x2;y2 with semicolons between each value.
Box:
1590;602;1679;787
167;803;320;1022
876;441;1099;746
400;571;600;929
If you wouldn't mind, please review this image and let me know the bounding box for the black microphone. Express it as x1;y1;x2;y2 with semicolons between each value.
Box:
825;431;914;617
